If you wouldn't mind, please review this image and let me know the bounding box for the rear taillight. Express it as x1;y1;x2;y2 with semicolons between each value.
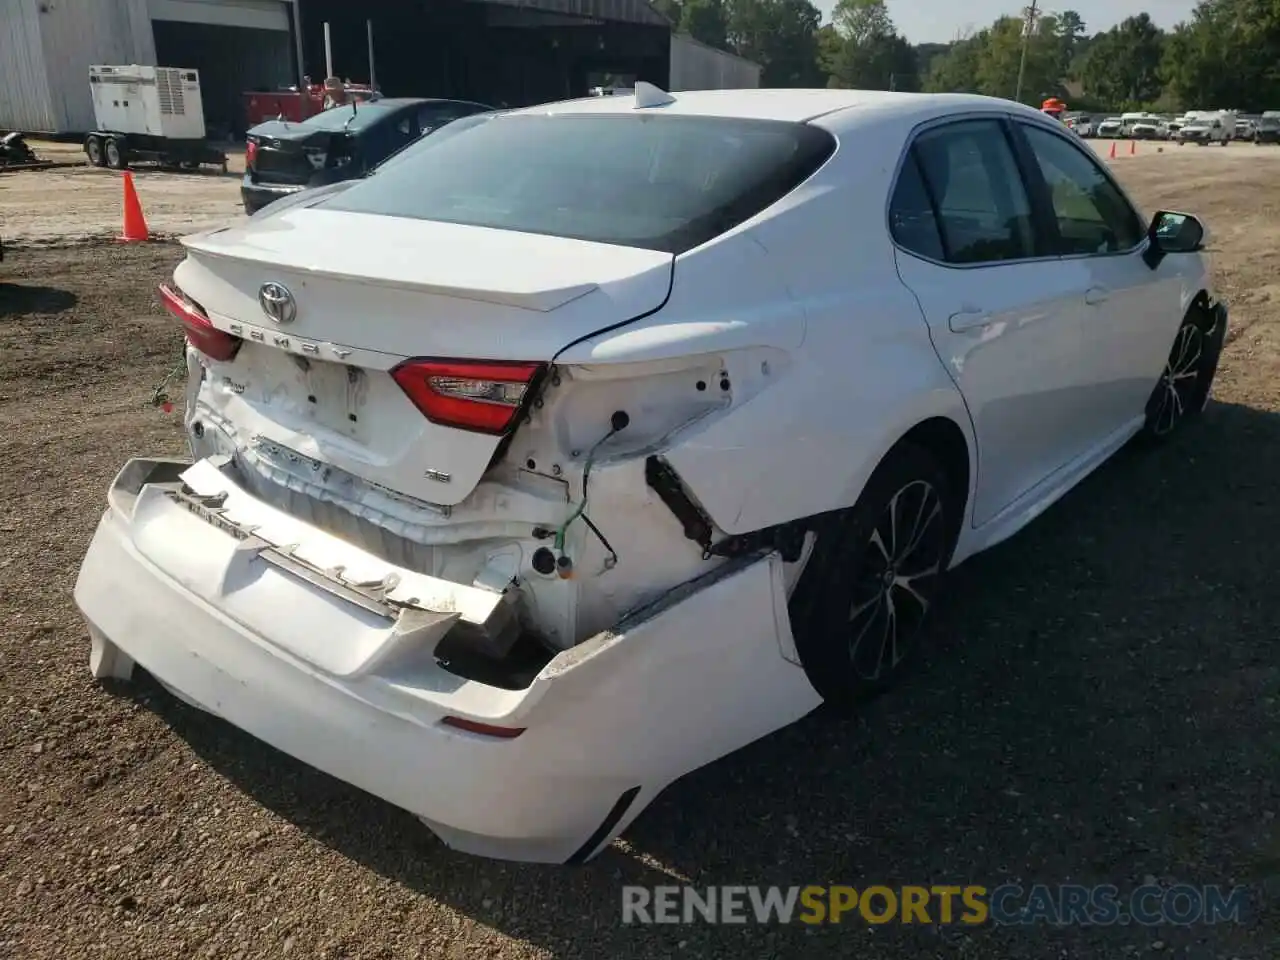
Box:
158;284;242;362
390;359;543;435
245;139;258;169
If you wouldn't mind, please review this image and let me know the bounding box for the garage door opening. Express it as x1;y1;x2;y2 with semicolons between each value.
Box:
152;20;294;139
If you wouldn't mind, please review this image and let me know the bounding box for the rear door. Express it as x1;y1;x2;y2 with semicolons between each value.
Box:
357;108;420;171
891;116;1093;528
1011;119;1184;440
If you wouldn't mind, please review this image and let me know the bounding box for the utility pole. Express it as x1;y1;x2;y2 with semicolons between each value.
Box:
1014;0;1040;104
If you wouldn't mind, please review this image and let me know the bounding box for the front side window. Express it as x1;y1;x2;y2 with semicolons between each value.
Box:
1020;124;1145;255
911;120;1037;265
320;113;836;254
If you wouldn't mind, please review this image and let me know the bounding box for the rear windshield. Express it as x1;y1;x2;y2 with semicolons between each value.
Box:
318;113;836;253
299;103;396;132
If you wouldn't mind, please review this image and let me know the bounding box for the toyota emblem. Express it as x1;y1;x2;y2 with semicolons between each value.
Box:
258;281;296;325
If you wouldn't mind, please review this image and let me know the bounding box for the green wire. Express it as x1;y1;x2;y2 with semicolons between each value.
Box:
554;454;595;551
554;430;615;551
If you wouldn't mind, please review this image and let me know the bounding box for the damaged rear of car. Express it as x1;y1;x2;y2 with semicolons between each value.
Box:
75;104;843;862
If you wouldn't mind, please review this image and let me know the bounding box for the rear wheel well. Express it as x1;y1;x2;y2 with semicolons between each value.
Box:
892;417;971;548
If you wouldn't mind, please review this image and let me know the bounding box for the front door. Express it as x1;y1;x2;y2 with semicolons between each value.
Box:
891;117;1091;527
1012;121;1187;440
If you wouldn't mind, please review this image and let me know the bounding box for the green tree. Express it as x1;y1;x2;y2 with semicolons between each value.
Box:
923;31;986;93
652;0;683;25
832;0;892;43
726;0;826;87
974;15;1067;102
1058;9;1086;44
1161;0;1280;111
680;0;730;51
817;24;845;85
824;0;918;91
1080;14;1166;108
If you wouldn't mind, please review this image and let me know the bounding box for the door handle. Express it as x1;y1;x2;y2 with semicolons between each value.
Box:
1084;286;1110;306
948;310;991;332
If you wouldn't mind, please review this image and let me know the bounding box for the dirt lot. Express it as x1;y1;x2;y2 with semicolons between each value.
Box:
1;140;245;244
1;145;1279;959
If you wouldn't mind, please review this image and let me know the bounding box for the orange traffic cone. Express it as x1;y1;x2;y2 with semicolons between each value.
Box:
120;172;150;242
1108;141;1117;159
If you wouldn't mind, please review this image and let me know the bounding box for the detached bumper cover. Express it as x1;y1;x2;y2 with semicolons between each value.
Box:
74;458;820;863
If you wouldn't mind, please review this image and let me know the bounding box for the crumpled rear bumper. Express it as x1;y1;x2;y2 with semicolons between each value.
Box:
74;457;820;863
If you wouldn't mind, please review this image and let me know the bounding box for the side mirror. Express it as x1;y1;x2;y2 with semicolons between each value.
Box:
1143;210;1207;269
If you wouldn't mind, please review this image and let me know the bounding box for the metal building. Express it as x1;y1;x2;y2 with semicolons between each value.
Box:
669;34;761;91
0;0;299;135
0;0;760;137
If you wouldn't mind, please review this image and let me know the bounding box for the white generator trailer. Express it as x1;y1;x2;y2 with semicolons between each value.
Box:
84;65;227;172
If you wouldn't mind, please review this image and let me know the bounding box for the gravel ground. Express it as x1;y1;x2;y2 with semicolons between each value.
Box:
1;139;245;244
1;146;1279;958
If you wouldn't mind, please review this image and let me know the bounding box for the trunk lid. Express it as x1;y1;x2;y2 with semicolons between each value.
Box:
174;207;673;508
246;121;355;185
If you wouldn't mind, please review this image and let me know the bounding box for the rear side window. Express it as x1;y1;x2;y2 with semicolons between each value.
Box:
912;120;1037;265
360;110;419;164
417;102;488;134
889;153;945;261
319;114;836;254
299;103;396;132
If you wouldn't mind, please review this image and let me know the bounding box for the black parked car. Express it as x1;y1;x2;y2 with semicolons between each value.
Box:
1255;116;1280;144
241;97;493;215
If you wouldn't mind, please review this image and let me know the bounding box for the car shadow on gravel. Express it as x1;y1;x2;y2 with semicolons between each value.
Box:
114;398;1280;957
0;283;77;318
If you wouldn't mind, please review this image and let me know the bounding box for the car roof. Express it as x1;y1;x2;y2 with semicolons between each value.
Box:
508;87;1055;129
360;97;487;111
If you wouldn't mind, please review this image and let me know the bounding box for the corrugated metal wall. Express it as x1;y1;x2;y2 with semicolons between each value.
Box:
0;0;56;132
668;34;760;91
38;0;157;133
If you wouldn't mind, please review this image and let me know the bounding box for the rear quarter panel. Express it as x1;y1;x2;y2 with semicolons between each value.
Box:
561;117;976;535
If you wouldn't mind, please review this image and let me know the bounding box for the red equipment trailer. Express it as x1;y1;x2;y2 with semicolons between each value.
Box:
243;80;377;127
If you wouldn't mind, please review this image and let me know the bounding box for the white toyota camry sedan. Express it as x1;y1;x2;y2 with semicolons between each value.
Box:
75;84;1227;864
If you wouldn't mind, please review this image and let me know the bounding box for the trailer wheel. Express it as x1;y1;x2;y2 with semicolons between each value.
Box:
105;137;128;170
85;136;106;167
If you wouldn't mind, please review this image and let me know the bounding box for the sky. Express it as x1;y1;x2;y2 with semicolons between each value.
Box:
815;0;1200;43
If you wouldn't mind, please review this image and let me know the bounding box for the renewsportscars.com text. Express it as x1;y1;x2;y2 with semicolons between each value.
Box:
621;884;1248;926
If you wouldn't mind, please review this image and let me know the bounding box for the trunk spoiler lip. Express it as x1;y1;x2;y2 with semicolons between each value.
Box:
176;236;602;312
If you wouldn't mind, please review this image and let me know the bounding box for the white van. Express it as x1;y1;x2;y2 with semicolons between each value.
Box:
1177;110;1235;145
1120;112;1154;136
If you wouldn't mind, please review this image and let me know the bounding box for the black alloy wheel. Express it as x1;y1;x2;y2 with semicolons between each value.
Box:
789;443;955;709
1144;304;1224;438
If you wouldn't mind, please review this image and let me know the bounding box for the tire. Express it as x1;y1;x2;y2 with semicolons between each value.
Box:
1142;301;1225;440
789;442;957;709
105;137;127;170
85;136;105;167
